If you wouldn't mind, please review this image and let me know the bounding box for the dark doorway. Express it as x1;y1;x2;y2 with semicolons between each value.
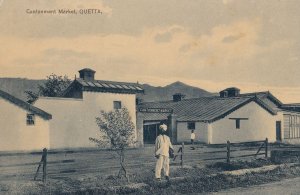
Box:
276;121;282;141
143;123;159;144
143;120;169;144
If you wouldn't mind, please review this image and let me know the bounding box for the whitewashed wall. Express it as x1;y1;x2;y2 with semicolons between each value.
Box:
210;101;281;144
35;97;84;149
177;122;208;143
82;92;137;147
0;98;50;151
35;92;137;149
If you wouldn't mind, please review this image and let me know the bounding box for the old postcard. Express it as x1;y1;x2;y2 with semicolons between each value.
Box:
0;0;300;194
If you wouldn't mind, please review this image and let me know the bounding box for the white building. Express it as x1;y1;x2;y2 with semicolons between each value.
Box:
138;87;300;144
35;68;144;149
0;89;51;151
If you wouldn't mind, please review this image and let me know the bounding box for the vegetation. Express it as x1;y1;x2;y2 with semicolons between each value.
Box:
3;159;300;194
25;74;71;104
89;107;136;181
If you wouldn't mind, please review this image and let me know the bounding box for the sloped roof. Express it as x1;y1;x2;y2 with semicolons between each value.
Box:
0;89;52;120
62;78;144;96
139;92;278;122
240;91;283;107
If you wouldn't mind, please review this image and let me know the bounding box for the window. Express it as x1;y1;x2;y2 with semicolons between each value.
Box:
285;115;300;139
229;118;248;129
235;119;240;129
187;122;195;130
26;113;35;125
113;101;122;109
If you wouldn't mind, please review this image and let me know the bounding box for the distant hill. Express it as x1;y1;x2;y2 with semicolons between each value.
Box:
0;78;213;102
137;81;213;102
0;78;45;101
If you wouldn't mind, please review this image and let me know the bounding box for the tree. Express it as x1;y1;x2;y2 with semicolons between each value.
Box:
25;90;39;104
25;74;72;104
89;107;136;181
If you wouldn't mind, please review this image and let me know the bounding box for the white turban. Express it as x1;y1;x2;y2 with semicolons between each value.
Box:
159;124;167;131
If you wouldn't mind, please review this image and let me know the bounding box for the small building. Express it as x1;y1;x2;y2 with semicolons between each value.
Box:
137;87;300;144
0;89;52;151
35;68;144;149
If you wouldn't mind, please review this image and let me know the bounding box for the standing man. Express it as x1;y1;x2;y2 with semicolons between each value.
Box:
191;130;195;145
155;123;173;181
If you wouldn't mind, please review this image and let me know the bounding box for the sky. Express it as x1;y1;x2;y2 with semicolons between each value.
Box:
0;0;300;103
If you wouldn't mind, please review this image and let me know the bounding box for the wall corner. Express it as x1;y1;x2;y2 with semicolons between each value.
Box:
168;114;177;144
136;111;144;147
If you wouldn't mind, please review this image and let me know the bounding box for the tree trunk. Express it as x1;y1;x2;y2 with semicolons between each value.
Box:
118;148;129;182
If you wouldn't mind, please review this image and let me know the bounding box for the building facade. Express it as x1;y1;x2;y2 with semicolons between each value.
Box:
0;90;52;151
35;68;144;149
137;87;300;144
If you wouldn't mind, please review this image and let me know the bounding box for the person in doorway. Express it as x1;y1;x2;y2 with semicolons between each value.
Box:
155;123;173;181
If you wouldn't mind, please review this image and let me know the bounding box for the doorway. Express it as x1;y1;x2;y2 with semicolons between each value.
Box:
143;120;169;144
276;121;282;141
143;123;159;144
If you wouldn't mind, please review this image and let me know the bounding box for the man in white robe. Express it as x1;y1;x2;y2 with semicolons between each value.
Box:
155;124;173;181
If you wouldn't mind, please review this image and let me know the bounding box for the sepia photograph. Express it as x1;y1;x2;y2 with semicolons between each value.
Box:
0;0;300;194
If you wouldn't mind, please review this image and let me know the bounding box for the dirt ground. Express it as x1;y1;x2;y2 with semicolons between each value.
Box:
0;144;293;194
211;177;300;195
0;144;265;179
2;160;300;194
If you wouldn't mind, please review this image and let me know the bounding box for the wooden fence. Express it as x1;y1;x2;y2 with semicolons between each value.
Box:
173;138;269;166
226;138;268;163
33;149;76;183
2;139;270;183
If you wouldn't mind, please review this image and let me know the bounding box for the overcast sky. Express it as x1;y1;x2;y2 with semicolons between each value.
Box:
0;0;300;102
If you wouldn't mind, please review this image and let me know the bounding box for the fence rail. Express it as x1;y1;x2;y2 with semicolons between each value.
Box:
0;138;275;183
184;138;269;165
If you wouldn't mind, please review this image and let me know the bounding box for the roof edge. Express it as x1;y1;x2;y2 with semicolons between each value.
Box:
254;97;277;115
60;79;80;97
209;97;277;123
0;90;52;120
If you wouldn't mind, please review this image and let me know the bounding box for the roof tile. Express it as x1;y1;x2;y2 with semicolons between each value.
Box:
139;93;277;122
62;78;144;96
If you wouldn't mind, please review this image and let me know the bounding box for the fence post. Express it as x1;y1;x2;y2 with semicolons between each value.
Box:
42;148;48;182
227;141;230;164
181;142;184;168
34;148;47;182
265;138;268;158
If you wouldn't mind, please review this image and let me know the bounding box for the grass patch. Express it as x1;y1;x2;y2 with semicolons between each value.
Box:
207;159;273;171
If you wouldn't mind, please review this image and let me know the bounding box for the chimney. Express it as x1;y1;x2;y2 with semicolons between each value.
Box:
78;68;96;81
173;93;185;102
219;87;240;98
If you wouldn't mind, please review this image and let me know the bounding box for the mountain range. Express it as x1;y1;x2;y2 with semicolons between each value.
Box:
0;78;213;103
137;81;212;102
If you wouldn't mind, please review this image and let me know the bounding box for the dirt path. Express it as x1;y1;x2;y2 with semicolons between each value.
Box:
0;144;261;181
210;177;300;195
